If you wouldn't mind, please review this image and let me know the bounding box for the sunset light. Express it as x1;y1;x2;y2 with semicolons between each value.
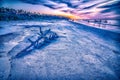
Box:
0;0;120;19
0;0;120;80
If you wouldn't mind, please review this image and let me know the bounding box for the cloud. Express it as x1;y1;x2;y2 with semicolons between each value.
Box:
20;0;47;4
97;1;120;19
97;1;120;8
1;0;120;19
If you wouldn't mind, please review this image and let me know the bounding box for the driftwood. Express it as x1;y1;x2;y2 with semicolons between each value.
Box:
13;27;58;58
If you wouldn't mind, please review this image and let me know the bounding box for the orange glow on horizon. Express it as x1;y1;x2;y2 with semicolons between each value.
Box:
51;10;90;20
55;13;80;20
39;10;85;20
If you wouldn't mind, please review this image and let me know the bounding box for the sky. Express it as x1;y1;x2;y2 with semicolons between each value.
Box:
0;0;120;19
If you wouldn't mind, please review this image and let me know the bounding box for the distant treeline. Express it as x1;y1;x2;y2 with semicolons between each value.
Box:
0;7;68;21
